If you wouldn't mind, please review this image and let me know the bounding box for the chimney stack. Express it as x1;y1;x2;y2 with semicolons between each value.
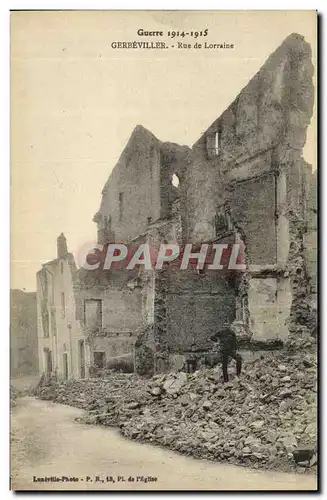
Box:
57;233;68;259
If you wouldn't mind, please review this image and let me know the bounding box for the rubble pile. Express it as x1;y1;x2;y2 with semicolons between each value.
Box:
10;385;20;408
37;348;317;472
36;373;152;426
122;350;317;472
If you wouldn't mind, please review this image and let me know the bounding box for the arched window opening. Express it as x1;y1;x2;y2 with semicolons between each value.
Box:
215;131;220;155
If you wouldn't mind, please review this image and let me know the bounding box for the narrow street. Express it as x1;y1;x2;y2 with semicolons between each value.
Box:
11;397;317;491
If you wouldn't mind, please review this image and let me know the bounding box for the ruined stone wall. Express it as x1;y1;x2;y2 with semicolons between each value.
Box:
189;34;312;248
303;166;317;300
229;173;277;266
91;333;135;362
37;238;144;378
75;283;143;333
134;212;185;374
285;158;317;341
183;33;315;343
37;254;87;380
93;34;315;374
94;125;190;244
36;269;52;374
95;125;162;243
159;143;192;225
165;270;236;351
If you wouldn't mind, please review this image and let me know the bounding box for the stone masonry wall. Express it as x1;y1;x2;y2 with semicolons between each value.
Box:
74;278;143;364
95;125;162;243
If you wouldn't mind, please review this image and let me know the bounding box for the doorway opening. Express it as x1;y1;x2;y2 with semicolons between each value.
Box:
79;340;86;379
44;348;52;374
63;353;68;380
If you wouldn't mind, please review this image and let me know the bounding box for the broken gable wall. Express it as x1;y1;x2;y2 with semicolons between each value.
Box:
95;125;162;244
95;124;191;246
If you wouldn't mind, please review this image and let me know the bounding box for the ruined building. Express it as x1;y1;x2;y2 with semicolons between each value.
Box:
37;33;317;380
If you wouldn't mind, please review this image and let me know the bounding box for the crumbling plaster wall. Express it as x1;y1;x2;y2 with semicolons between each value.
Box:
74;278;143;364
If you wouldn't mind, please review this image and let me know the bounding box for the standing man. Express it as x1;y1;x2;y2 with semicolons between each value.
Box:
210;326;242;382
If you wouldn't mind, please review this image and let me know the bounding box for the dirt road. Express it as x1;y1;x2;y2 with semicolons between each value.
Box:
11;397;317;491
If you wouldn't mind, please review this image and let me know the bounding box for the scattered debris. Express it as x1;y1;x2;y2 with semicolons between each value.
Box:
36;348;317;474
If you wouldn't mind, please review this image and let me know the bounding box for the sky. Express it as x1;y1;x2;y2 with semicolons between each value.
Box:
10;10;317;291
